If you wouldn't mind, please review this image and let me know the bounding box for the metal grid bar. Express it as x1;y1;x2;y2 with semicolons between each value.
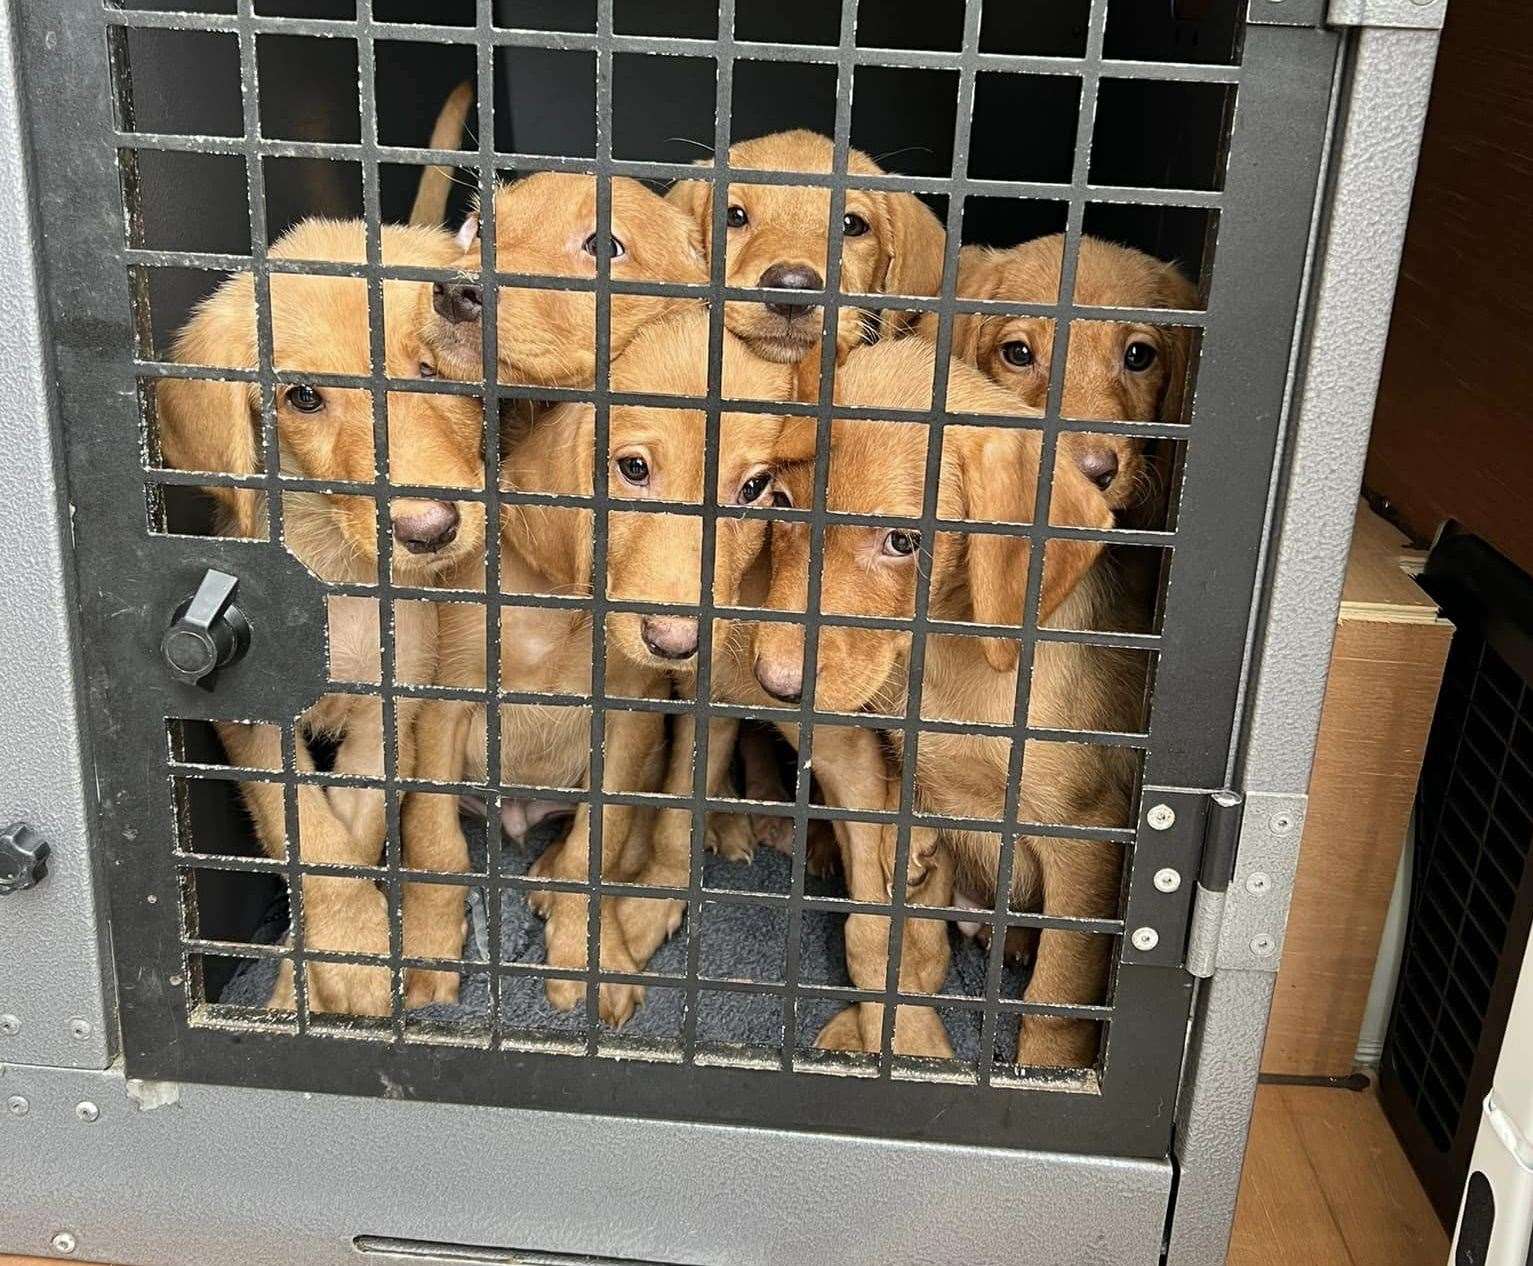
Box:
581;0;616;1052
871;0;987;1075
231;0;313;1032
115;131;1226;207
978;0;1112;1084
472;0;508;1056
103;8;1240;81
355;0;409;1040
776;0;859;1070
677;0;738;1062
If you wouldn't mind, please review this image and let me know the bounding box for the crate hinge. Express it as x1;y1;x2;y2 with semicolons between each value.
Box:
1184;792;1243;979
1326;0;1447;29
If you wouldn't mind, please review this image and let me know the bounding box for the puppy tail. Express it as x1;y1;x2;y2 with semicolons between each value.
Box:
410;81;474;227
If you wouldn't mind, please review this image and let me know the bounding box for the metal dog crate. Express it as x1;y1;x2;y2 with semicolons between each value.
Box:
1;2;1444;1263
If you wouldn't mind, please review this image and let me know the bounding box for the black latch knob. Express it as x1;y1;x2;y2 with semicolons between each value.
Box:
0;822;50;895
162;569;251;688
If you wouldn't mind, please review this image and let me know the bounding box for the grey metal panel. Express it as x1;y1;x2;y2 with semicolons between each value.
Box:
1241;25;1444;797
1169;24;1445;1266
0;1061;1172;1266
1164;970;1275;1266
1329;0;1449;29
0;0;114;1071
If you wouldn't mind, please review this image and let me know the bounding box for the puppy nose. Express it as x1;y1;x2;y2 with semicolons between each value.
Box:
641;616;699;661
391;500;460;555
754;656;803;704
1076;447;1119;490
758;263;823;317
432;280;483;325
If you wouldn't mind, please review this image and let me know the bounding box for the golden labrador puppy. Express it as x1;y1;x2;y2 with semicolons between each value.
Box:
756;338;1132;1067
158;218;486;1016
668;130;946;397
423;172;708;389
919;233;1197;520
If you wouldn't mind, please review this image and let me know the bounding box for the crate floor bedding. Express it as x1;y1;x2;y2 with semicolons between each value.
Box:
222;816;1029;1062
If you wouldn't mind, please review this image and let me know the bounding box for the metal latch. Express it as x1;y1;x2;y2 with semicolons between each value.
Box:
162;569;251;689
0;822;50;895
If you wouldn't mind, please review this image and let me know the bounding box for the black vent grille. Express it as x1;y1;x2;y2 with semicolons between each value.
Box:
1381;526;1533;1226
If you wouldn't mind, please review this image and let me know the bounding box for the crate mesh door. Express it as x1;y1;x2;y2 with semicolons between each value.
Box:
24;0;1337;1155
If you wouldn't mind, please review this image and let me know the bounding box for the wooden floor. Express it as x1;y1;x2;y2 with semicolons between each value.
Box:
1229;1082;1449;1266
2;1081;1449;1266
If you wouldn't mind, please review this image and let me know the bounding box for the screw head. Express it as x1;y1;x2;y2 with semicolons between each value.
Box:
51;1232;78;1256
1131;926;1160;951
1246;871;1272;895
68;1018;91;1041
7;1094;29;1116
74;1100;99;1123
0;1013;19;1036
1146;803;1177;831
1153;867;1182;894
1251;934;1277;957
1270;812;1296;835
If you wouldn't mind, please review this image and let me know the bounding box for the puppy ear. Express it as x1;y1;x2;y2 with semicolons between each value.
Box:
502;402;596;592
876;192;946;335
961;429;1111;672
1154;262;1199;423
665;161;714;259
917;246;993;365
157;274;263;537
774;417;819;467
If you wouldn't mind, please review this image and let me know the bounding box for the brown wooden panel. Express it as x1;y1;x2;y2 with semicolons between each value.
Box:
1365;0;1533;573
1262;619;1451;1076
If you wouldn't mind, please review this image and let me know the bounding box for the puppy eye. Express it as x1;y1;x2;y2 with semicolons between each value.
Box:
418;360;437;378
1123;340;1158;372
999;340;1034;369
581;233;627;260
881;528;920;558
286;384;324;414
737;470;772;505
615;454;649;486
842;212;870;237
725;205;749;229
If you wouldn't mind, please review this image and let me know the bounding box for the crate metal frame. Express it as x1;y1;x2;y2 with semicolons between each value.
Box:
1;1;1442;1263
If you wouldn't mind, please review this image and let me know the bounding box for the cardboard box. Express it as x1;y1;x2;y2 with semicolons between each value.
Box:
1261;504;1453;1077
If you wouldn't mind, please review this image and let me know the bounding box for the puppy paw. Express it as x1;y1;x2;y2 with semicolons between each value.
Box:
544;975;585;1013
600;979;646;1028
707;813;755;864
1017;1017;1101;1069
525;845;562;918
405;967;462;1009
815;1005;867;1051
749;810;795;856
806;826;840;879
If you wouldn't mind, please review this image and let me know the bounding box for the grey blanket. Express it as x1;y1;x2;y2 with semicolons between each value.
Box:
223;820;1025;1061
